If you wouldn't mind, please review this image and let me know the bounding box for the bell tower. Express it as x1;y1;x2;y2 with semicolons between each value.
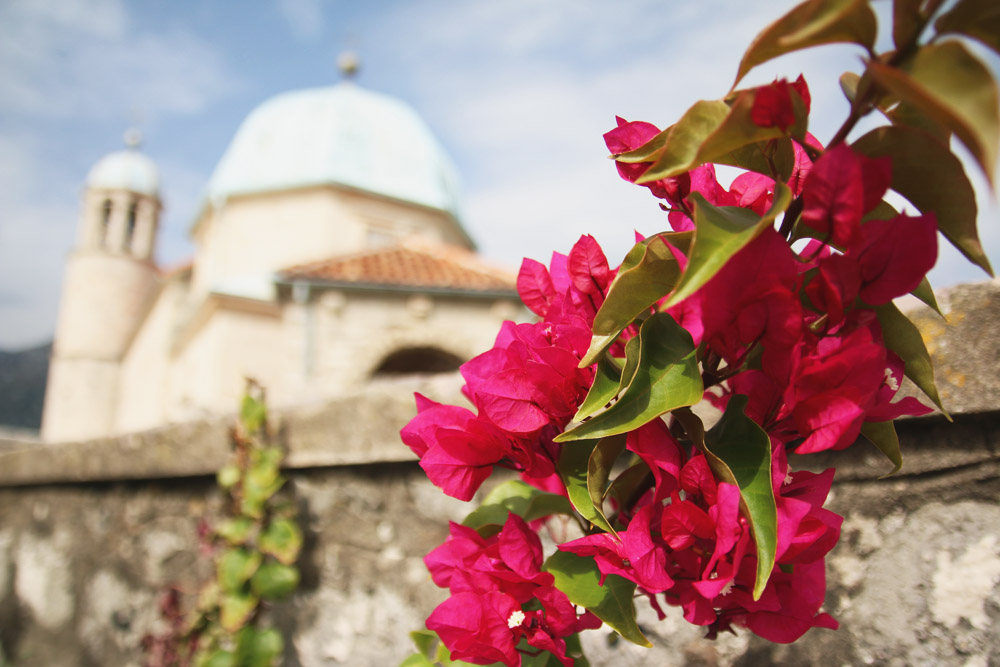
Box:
42;131;163;441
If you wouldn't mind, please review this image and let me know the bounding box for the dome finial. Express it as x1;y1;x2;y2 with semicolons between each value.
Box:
124;128;143;150
337;50;360;80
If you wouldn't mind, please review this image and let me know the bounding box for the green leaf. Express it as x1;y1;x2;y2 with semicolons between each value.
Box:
240;393;268;434
556;313;702;442
197;650;237;667
544;551;650;647
236;626;284;667
215;517;254;546
410;630;439;659
605;462;652;510
259;518;303;565
675;401;776;600
217;548;262;593
935;0;1000;57
866;41;1000;183
400;654;435;667
574;355;623;421
557;439;615;533
587;434;628;532
251;562;300;599
637;90;806;183
875;302;949;417
618;100;729;168
706;397;776;600
853;125;993;277
462;480;576;530
860;420;904;477
581;233;690;367
911;277;944;318
217;464;241;490
734;0;877;86
665;184;792;308
219;591;258;632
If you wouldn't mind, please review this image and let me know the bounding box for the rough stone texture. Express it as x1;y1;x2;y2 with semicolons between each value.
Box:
0;281;998;665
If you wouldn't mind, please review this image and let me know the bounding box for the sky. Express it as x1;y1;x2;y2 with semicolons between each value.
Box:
1;0;997;350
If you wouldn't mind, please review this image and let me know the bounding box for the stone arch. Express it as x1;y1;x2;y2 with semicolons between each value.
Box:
361;331;473;380
372;346;463;375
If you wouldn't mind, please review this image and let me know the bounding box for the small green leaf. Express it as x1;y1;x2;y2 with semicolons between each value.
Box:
866;41;1000;183
557;313;702;442
236;626;284;667
462;480;575;529
911;277;944;318
197;650;237;667
251;561;300;599
217;464;241;490
665;184;792;308
259;518;303;565
674;401;776;600
581;234;690;367
605;463;652;509
734;0;877;86
853;125;993;277
706;397;776;600
935;0;1000;57
618;100;729;170
860;420;904;477
558;439;614;533
215;517;254;546
217;548;262;593
587;434;628;532
410;629;439;659
875;302;949;417
574;355;623;421
240;393;268;434
544;551;650;648
400;654;435;667
219;591;258;632
637;90;806;183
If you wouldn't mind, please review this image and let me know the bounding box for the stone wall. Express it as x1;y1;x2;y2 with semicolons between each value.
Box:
1;281;998;666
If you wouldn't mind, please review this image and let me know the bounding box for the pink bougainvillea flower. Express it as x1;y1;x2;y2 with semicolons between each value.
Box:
696;228;803;367
559;503;675;594
626;418;684;503
427;590;523;666
805;251;862;327
740;560;839;643
604;116;690;202
799;144;892;249
853;213;938;305
750;75;810;131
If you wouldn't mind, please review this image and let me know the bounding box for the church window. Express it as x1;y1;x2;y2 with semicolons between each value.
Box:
372;347;463;376
124;202;138;251
99;199;112;247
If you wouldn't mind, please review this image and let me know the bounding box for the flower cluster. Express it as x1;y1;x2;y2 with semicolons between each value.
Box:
403;72;945;666
425;514;600;666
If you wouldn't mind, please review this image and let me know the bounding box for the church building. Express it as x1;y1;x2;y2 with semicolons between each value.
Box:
41;71;524;442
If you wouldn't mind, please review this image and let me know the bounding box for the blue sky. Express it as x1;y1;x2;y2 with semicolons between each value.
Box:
1;0;997;349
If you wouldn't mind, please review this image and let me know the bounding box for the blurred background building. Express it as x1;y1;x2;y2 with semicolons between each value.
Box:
40;67;523;442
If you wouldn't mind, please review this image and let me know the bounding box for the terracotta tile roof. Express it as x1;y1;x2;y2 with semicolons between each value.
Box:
278;243;517;294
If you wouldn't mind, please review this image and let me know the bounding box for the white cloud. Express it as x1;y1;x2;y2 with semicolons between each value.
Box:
0;0;242;120
276;0;326;42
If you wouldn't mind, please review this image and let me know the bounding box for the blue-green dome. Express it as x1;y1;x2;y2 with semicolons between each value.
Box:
205;83;462;216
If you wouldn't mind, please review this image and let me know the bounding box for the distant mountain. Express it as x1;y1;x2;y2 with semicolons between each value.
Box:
0;342;51;431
